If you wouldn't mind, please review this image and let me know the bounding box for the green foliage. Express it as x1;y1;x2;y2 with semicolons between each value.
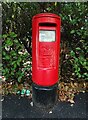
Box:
57;3;88;81
2;2;88;82
2;32;31;82
70;40;88;80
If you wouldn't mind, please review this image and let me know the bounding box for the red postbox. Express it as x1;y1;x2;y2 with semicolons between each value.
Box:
32;13;61;108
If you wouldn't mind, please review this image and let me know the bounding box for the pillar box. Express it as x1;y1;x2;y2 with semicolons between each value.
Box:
32;13;61;108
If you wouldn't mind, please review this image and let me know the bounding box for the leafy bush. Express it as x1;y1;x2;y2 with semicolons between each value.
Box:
70;40;88;80
2;2;88;82
2;32;32;83
58;3;88;81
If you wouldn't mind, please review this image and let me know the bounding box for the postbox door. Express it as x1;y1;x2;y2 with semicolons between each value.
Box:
38;24;57;70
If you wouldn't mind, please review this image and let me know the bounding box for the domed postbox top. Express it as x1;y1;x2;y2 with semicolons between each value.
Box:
33;13;60;20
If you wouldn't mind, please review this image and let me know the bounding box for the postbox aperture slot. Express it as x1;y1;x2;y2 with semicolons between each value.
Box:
39;23;56;27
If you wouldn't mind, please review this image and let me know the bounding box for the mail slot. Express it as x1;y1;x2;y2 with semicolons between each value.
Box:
32;13;61;108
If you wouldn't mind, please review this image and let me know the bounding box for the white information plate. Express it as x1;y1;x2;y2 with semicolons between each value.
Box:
39;30;55;42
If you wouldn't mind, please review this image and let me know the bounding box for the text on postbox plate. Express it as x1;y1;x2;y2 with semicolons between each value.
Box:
38;45;56;69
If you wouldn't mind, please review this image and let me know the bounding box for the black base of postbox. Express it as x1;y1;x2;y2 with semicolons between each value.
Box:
32;83;58;108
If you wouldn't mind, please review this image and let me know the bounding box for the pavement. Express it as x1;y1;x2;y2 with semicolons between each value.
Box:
2;92;88;119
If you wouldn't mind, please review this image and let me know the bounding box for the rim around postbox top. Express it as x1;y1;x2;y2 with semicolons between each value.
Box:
33;13;60;20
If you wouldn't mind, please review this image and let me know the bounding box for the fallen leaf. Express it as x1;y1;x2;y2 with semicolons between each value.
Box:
68;99;75;104
30;102;33;107
82;91;85;93
49;111;52;114
1;98;4;102
70;104;74;107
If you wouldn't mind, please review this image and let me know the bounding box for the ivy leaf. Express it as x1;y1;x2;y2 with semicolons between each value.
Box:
70;30;75;34
3;51;6;56
70;50;75;56
5;55;10;60
18;76;22;82
10;32;17;38
55;2;57;6
0;35;2;38
76;47;81;50
14;63;17;69
2;34;7;38
5;38;13;46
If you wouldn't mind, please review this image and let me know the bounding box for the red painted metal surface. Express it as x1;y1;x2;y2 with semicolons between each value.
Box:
32;13;61;86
